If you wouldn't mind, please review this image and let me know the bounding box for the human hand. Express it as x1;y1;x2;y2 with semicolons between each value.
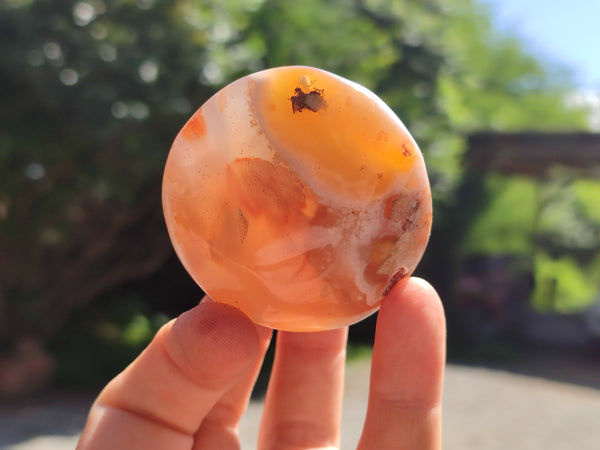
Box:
77;277;445;449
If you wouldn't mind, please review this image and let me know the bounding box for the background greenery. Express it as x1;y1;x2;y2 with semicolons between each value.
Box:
1;0;598;389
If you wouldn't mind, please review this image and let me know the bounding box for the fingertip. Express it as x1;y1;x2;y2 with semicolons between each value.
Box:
381;277;446;335
255;322;274;345
358;277;445;449
200;295;215;304
384;276;438;303
164;301;262;387
372;276;446;402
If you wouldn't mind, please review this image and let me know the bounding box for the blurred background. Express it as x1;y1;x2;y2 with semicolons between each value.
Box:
1;0;600;448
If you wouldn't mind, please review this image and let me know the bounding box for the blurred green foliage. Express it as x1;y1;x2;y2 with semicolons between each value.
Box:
532;174;600;312
463;172;600;313
532;252;600;313
574;179;600;223
49;293;169;385
0;0;596;386
463;175;537;255
345;344;373;362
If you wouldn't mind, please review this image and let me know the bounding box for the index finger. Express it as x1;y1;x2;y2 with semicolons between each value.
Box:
358;277;446;450
77;300;264;449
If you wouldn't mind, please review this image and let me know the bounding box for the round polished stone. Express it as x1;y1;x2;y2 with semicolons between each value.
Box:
162;66;432;331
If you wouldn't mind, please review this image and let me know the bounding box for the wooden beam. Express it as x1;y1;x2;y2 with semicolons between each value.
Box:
465;132;600;178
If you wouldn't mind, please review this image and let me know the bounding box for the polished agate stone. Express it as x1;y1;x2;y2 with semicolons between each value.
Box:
162;66;432;331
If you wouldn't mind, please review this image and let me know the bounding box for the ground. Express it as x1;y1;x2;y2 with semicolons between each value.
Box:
2;352;600;449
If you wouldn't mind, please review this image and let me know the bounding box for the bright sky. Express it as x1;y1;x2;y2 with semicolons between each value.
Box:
483;0;600;89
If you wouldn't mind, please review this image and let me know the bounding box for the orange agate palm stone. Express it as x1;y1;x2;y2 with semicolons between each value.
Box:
162;66;432;331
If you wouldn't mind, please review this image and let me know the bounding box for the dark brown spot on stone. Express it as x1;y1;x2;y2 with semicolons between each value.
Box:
290;87;326;113
383;267;408;296
402;198;421;231
237;208;248;243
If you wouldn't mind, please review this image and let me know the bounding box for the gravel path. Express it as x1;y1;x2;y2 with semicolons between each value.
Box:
2;359;600;449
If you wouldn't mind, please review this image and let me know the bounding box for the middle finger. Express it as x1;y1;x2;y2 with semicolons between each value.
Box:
258;327;348;449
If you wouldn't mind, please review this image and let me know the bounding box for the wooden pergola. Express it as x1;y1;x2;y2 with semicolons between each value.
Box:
465;132;600;178
455;132;600;345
